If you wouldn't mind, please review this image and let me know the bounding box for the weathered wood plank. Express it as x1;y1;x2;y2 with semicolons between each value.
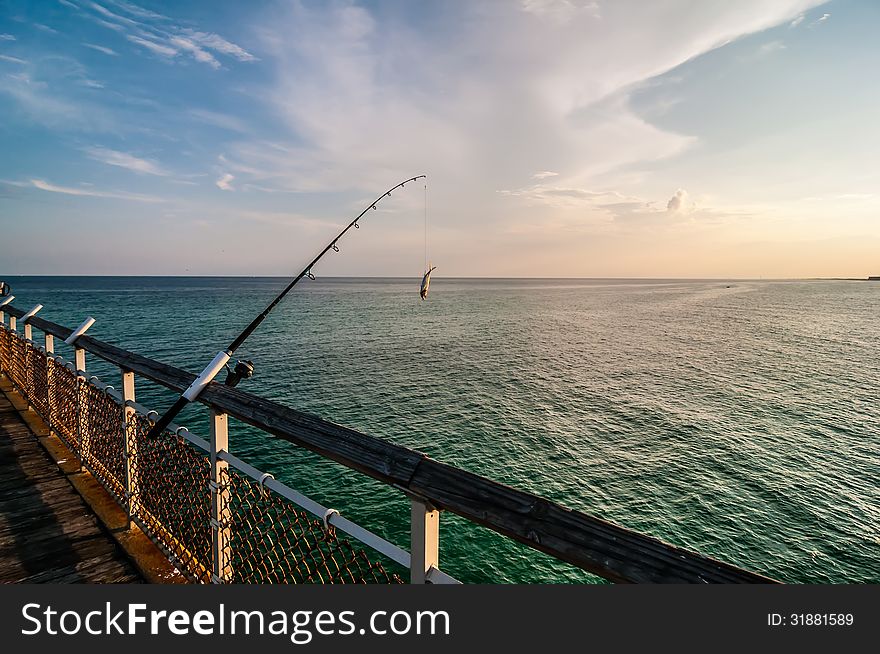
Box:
0;382;141;584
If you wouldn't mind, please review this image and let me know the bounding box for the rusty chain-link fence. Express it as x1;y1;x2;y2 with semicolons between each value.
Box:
0;324;408;585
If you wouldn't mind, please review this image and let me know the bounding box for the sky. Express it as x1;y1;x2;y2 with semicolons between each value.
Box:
0;0;878;277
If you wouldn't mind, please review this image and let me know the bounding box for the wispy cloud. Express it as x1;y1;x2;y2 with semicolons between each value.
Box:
34;24;59;34
126;34;177;57
65;0;256;68
754;40;786;58
0;70;112;130
105;0;170;22
188;108;249;133
179;29;257;62
532;171;559;180
789;14;805;28
169;36;220;69
215;173;234;191
0;34;16;41
82;42;118;56
10;178;162;202
84;146;169;175
0;54;27;64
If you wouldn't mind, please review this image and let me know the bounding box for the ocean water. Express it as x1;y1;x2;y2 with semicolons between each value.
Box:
2;276;878;584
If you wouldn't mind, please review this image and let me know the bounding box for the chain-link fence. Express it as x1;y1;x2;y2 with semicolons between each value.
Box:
128;412;213;583
0;324;414;585
221;464;404;584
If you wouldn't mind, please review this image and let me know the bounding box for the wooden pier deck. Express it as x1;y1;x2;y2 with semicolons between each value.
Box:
0;393;141;583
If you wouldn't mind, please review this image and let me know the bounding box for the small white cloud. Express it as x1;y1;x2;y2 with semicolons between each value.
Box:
532;171;559;180
666;188;692;213
0;34;15;41
82;42;118;56
789;15;805;28
809;13;831;28
216;173;234;191
0;54;27;64
34;24;59;34
85;146;168;175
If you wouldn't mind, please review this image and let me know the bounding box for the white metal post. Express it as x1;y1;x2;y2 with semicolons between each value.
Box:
410;498;440;584
23;321;32;411
210;410;232;583
75;347;88;471
122;370;137;528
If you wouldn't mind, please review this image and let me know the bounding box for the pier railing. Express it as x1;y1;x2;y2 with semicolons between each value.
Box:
0;301;776;584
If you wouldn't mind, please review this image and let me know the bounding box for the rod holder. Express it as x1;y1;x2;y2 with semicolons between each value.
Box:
21;304;43;323
183;350;232;401
0;295;14;308
64;317;96;346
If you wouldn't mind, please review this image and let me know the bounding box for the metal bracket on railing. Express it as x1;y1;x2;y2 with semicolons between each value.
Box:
0;295;14;308
323;508;340;531
258;472;274;496
208;479;229;492
64;317;96;346
146;410;159;423
209;517;230;535
20;304;43;323
175;426;190;439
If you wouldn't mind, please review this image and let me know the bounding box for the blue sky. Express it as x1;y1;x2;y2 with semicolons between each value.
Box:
1;0;877;276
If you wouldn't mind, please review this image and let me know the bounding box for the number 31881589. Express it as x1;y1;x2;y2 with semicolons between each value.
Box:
768;613;854;627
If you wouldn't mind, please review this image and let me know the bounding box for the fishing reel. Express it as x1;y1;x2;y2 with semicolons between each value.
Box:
0;281;10;297
224;359;254;388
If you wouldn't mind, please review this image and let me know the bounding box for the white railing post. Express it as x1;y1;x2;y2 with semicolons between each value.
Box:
410;498;440;584
210;410;232;583
75;346;88;472
122;370;137;528
8;316;15;332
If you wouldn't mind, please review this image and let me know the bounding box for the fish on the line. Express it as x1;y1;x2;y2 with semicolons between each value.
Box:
420;265;437;300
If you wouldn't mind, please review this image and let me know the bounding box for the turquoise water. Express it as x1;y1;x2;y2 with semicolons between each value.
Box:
3;276;878;583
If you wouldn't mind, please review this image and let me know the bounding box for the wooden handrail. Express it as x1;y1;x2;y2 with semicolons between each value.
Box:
4;304;777;583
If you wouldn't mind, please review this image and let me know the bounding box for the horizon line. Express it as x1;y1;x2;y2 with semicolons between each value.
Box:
0;274;873;281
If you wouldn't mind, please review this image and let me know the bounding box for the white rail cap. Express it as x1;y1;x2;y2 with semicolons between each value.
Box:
64;316;96;346
21;304;44;323
0;295;14;308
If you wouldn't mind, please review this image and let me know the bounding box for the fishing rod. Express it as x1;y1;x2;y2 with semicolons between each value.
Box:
144;174;426;441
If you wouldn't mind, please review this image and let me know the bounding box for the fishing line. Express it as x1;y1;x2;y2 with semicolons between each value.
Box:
424;178;428;272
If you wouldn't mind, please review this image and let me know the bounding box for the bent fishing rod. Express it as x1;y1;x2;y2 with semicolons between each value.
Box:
144;174;426;441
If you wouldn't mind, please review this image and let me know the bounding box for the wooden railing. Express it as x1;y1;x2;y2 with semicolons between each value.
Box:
0;301;777;583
